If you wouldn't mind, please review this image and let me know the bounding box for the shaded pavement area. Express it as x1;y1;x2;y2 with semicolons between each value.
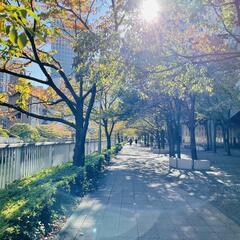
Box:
57;145;240;240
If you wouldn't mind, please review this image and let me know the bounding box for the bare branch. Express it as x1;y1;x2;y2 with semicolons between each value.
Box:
54;0;91;31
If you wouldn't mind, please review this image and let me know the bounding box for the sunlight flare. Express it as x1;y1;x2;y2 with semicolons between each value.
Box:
141;0;160;22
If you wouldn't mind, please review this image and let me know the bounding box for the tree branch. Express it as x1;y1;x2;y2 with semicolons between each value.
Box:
83;83;96;134
211;2;240;44
109;120;115;136
0;102;76;129
0;69;48;85
24;27;77;115
54;0;91;31
21;52;79;103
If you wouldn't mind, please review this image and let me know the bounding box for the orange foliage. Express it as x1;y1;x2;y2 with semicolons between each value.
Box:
43;122;73;137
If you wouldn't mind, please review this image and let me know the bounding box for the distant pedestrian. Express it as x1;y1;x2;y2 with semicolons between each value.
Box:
135;139;138;145
129;138;133;146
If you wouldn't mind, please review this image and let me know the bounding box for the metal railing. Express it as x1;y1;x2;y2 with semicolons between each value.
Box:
0;139;111;189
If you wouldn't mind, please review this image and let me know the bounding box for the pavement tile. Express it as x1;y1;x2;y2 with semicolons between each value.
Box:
57;145;240;240
57;227;79;240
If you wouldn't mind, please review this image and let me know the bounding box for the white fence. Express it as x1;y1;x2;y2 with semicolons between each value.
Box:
0;139;109;189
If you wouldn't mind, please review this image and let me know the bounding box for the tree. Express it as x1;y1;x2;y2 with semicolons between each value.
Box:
0;0;123;166
199;62;240;155
91;58;127;149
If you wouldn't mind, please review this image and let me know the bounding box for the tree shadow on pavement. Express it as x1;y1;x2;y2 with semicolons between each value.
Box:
58;146;240;240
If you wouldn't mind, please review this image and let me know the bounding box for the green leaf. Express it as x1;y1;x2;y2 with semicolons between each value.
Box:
19;9;27;19
17;32;28;49
36;32;46;42
9;26;18;44
0;19;4;31
26;9;40;23
5;25;10;34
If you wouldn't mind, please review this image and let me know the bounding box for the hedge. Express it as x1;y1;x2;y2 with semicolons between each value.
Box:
103;143;123;164
9;123;41;142
0;143;123;240
0;128;9;138
36;124;72;140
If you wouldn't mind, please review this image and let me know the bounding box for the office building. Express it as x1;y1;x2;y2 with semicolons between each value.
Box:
0;73;11;93
51;23;74;87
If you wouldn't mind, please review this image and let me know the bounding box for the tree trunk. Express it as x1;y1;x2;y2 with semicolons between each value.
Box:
208;120;213;150
166;116;175;157
204;121;210;151
160;130;165;149
226;110;231;156
103;120;111;150
73;129;86;167
106;134;111;150
156;130;161;150
146;133;150;147
176;129;181;158
107;135;112;150
175;99;181;158
73;83;96;167
103;119;115;150
221;121;231;156
188;96;197;160
221;124;227;151
226;126;231;155
189;124;197;160
150;134;154;147
144;133;147;146
213;121;217;153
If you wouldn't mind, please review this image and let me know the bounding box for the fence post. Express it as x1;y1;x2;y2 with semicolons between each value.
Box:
50;144;54;166
20;144;25;179
0;149;3;188
15;147;21;181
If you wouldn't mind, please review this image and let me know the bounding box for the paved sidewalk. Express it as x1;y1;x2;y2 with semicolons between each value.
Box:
57;145;240;240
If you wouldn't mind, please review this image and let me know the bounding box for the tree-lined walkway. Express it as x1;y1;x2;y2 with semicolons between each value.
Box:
57;146;240;240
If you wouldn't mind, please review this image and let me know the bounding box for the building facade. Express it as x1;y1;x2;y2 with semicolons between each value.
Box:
0;73;18;127
51;22;74;87
7;93;47;127
0;73;10;93
182;124;224;147
182;116;240;149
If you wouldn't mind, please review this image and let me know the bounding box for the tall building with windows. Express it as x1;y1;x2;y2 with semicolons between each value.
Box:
0;73;10;127
0;73;11;93
51;28;74;87
0;73;19;127
7;92;47;127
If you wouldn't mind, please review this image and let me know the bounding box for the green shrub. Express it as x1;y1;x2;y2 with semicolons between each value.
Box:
103;143;123;164
9;123;41;142
0;157;98;240
115;143;123;152
37;124;72;140
0;128;9;138
85;153;104;188
0;148;119;240
0;163;84;240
